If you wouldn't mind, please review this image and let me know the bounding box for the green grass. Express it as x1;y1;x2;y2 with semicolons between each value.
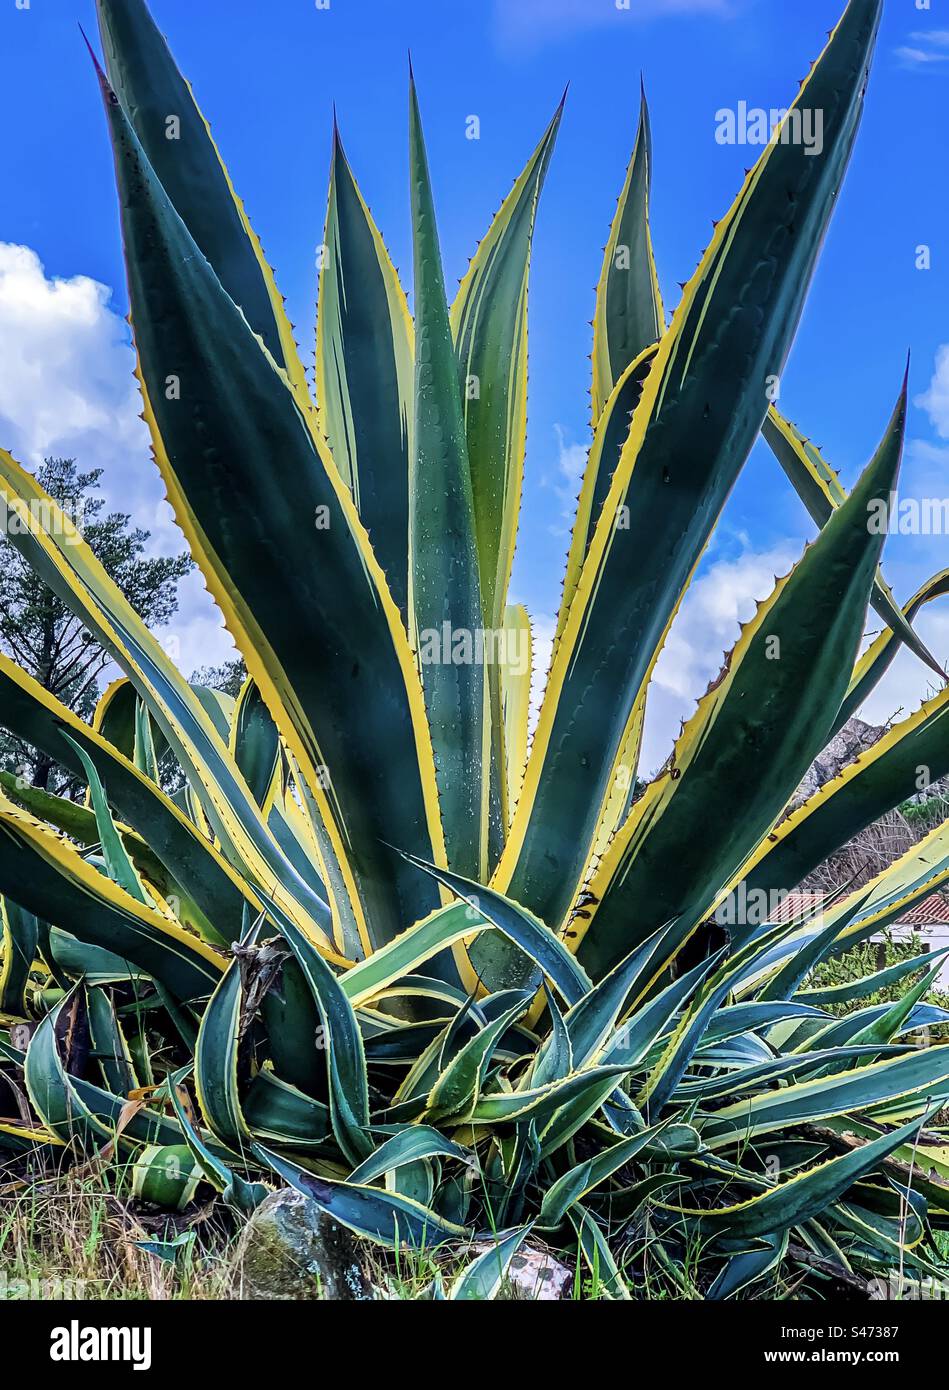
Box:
0;1165;602;1300
811;932;949;1022
0;1157;740;1300
0;1142;918;1300
0;1170;237;1300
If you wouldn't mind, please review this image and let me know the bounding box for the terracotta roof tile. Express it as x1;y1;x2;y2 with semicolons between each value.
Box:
895;894;949;928
768;892;826;923
732;890;949;928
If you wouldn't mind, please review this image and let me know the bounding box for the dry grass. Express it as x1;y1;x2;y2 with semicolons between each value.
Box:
0;1163;612;1300
0;1162;240;1300
0;1152;747;1301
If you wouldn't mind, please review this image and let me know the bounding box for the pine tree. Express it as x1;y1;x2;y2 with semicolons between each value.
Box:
0;457;191;795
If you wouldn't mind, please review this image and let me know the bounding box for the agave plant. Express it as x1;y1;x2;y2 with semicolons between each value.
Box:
2;0;949;1299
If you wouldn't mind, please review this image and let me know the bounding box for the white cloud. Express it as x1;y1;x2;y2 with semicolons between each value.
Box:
525;609;557;733
161;582;239;684
638;534;949;783
896;31;949;67
0;243;233;679
866;625;949;734
548;423;589;537
907;438;949;467
916;345;949;437
555;425;587;487
495;0;734;53
515;537;811;780
640;541;799;773
516;535;949;803
858;599;949;731
0;243;144;471
637;535;949;780
895;45;949;67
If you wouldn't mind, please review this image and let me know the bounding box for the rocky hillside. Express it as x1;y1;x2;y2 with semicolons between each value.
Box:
793;717;948;895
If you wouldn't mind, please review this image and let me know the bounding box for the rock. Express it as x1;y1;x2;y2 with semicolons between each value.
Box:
231;1189;376;1300
792;716;883;808
468;1241;572;1300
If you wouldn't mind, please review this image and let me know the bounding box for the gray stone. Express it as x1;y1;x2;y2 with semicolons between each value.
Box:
792;716;883;807
469;1241;572;1300
231;1189;376;1300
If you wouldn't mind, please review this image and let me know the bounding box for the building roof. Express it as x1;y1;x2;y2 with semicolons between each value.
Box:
896;894;949;928
764;890;949;928
768;892;826;924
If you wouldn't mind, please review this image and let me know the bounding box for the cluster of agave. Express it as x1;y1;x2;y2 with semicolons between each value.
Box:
3;0;949;1298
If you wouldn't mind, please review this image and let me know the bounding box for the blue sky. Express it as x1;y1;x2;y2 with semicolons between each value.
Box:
1;0;947;769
